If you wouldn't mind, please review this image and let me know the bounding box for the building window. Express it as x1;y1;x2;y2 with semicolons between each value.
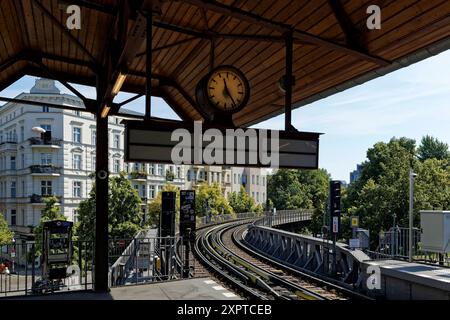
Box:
73;127;81;143
92;156;96;169
256;175;259;185
149;185;155;199
263;177;265;186
113;134;120;148
41;124;51;132
157;164;164;176
234;174;237;184
21;154;25;168
256;192;259;202
41;153;52;165
10;156;16;170
73;154;82;170
113;159;120;173
91;130;96;145
42;106;49;112
177;166;182;179
10;210;16;226
141;185;146;198
149;164;155;175
187;169;191;182
20;126;24;142
74;110;81;116
10;181;16;198
41;181;52;196
252;175;255;185
73;181;82;197
73;210;79;223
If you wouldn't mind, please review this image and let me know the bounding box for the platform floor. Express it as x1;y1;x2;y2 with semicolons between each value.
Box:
365;259;450;292
6;278;242;300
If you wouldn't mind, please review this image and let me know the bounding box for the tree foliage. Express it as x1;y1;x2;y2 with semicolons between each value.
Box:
0;214;13;246
344;136;450;248
267;168;330;233
195;182;234;217
417;135;450;161
228;186;261;213
77;172;143;242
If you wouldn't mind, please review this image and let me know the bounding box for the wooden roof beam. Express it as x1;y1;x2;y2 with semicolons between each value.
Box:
127;70;207;119
327;0;365;52
182;0;390;66
32;1;101;67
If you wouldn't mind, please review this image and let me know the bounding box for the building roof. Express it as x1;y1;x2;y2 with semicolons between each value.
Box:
1;1;450;126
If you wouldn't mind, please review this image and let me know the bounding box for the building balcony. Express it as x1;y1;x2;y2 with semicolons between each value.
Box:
0;140;18;151
130;171;147;180
10;225;34;235
29;165;61;176
28;137;61;148
29;194;61;205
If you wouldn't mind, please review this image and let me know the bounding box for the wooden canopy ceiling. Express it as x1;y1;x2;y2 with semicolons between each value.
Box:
1;0;450;127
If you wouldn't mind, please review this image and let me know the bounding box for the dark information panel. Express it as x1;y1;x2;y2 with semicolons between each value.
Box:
180;190;196;242
160;191;176;238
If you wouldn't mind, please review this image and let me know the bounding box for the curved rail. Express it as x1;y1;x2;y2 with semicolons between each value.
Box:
194;220;335;300
234;225;373;300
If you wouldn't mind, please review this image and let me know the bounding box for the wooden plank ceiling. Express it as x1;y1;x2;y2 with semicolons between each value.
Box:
1;0;450;126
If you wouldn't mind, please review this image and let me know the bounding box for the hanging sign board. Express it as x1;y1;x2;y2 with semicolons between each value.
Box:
123;119;320;169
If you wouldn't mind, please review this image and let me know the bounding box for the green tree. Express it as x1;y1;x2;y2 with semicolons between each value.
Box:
417;135;450;161
415;158;450;210
195;182;234;217
77;172;143;242
267;168;330;233
228;186;258;213
0;214;13;245
344;138;416;247
344;137;450;248
34;196;66;255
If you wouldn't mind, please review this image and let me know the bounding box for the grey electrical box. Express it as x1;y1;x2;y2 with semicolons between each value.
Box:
356;228;370;249
420;210;450;253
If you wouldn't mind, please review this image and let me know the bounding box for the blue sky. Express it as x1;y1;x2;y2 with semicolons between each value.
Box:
2;50;450;182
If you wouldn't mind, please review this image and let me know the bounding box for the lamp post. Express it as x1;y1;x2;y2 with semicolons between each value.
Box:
409;169;417;263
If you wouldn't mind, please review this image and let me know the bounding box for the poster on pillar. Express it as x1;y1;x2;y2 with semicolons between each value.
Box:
123;119;321;169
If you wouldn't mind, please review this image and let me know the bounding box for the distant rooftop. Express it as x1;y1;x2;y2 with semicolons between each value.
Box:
30;78;60;94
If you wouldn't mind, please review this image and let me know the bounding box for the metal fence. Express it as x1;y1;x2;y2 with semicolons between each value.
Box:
109;234;183;287
254;209;314;227
0;240;93;297
366;227;450;267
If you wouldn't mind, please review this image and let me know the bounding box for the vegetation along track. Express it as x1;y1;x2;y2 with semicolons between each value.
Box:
193;220;369;300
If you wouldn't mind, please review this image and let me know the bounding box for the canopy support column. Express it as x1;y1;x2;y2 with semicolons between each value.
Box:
145;12;153;119
94;79;110;292
284;31;295;132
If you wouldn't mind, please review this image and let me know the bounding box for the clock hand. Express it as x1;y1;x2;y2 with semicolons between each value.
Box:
223;79;237;107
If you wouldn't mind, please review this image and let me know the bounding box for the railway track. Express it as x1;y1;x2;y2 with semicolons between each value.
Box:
192;220;371;300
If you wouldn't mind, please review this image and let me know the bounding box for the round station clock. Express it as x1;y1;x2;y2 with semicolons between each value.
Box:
196;65;250;124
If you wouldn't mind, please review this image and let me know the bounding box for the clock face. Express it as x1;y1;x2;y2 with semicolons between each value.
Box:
205;66;249;113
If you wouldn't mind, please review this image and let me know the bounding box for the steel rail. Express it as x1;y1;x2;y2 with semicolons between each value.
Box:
212;223;326;300
194;223;268;299
234;226;373;300
195;220;327;300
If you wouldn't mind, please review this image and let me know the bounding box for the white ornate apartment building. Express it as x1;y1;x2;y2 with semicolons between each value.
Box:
0;78;267;241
